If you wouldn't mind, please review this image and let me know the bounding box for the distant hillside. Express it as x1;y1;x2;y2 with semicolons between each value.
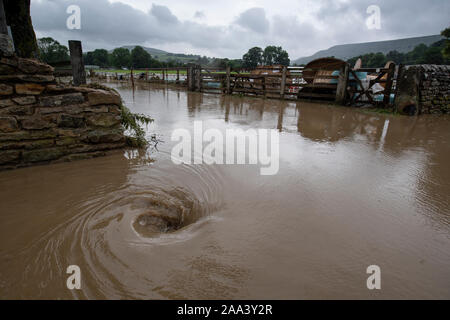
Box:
294;35;444;65
115;45;202;63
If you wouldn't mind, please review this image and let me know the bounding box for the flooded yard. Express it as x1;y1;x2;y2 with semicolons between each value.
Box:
0;82;449;299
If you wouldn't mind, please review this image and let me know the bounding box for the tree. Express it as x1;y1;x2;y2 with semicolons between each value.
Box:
422;47;444;64
263;46;277;65
37;37;69;64
3;0;38;58
90;49;109;67
262;46;290;66
130;46;152;68
111;48;131;68
386;50;405;64
243;47;263;69
367;52;386;67
442;27;450;59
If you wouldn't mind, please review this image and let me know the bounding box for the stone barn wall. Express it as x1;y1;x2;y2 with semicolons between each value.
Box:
417;65;450;114
396;65;450;115
0;50;126;170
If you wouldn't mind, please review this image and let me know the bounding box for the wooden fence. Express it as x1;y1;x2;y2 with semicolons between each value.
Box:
90;63;398;108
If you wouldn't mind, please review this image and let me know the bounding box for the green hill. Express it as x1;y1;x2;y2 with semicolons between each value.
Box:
117;45;202;63
294;35;444;65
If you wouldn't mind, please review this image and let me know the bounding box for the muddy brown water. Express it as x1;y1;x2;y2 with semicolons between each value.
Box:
1;81;449;299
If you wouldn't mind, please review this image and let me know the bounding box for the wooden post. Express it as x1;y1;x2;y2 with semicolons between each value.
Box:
130;67;135;87
187;66;193;91
262;76;266;98
383;63;396;106
226;66;231;94
336;63;349;104
196;65;201;92
68;40;86;86
176;68;180;84
145;69;148;81
3;0;39;58
280;66;287;99
0;0;8;35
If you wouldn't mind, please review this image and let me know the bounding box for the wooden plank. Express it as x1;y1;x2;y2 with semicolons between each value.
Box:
298;92;336;99
226;66;231;94
336;63;349;104
383;63;395;106
280;66;287;99
68;40;86;86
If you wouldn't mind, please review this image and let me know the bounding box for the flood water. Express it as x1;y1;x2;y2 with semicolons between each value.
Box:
1;82;449;299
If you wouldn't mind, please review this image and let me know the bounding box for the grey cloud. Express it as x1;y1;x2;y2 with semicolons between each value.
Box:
150;4;179;25
235;8;270;34
194;11;206;20
30;0;449;60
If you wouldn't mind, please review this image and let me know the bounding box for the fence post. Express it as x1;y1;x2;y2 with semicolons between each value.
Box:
176;68;180;84
130;67;135;87
68;40;86;86
226;66;231;94
187;66;193;91
280;66;287;99
383;63;396;106
0;0;8;35
196;65;201;92
336;63;349;104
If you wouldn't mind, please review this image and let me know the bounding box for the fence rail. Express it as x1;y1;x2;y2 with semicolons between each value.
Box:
88;63;398;108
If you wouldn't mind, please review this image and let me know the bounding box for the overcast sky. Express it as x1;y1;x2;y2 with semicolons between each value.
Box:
30;0;449;59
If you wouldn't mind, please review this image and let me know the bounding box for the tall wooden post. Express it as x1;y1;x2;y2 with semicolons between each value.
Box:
336;63;349;104
383;63;396;106
188;66;194;91
176;68;180;84
0;0;8;35
68;40;86;86
280;66;287;99
195;65;201;92
130;67;134;87
226;66;231;94
3;0;38;58
262;76;267;99
162;69;165;83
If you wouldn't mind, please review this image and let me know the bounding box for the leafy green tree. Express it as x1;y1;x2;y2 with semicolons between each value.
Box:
262;46;290;66
111;48;131;68
386;50;405;64
442;27;450;59
243;47;263;69
90;49;109;67
367;52;387;67
37;37;70;64
421;47;444;64
406;44;428;64
130;46;152;68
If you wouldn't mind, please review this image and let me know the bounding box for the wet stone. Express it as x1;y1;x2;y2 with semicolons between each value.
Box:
0;117;18;133
0;84;13;95
12;96;36;106
57;115;86;128
15;83;45;95
39;93;84;107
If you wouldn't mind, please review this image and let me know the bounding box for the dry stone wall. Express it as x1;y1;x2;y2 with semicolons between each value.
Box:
0;44;126;170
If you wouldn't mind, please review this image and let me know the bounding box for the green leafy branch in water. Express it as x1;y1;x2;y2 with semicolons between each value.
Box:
120;104;154;148
83;83;154;148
